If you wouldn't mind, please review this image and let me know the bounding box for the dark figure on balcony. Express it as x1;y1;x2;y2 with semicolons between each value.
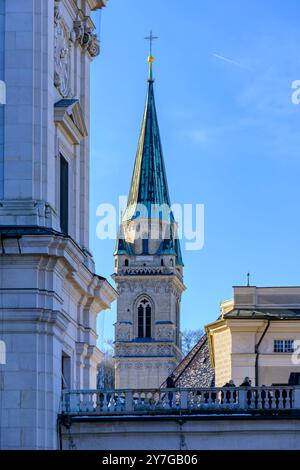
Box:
240;377;252;387
240;377;252;406
222;380;236;403
166;374;176;407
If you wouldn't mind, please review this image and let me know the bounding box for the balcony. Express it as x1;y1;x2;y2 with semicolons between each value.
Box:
60;385;300;417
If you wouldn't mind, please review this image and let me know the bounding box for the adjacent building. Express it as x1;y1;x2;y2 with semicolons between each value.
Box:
206;286;300;386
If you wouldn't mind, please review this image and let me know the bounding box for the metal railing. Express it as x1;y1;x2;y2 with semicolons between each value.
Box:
60;385;298;416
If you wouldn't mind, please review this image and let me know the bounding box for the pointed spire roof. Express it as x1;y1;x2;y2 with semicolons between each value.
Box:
118;47;183;266
127;61;171;213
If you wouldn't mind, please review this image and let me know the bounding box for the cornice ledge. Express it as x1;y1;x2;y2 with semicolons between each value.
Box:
0;309;70;332
87;344;103;362
54;99;88;145
94;277;118;310
88;0;108;10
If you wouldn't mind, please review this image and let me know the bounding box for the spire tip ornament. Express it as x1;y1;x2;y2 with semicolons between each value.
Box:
145;30;158;82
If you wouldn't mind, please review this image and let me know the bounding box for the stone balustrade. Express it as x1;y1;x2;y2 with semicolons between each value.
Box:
60;385;300;416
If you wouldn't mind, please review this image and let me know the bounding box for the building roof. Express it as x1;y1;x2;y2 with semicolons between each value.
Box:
223;308;300;320
127;77;171;212
168;335;215;388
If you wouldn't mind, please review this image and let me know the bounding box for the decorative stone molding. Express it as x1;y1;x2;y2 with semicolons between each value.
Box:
157;345;172;355
84;30;100;58
88;0;108;10
54;1;72;97
115;326;131;341
54;99;88;145
116;358;177;371
156;326;174;341
0;200;58;228
72;20;85;43
0;229;117;311
120;266;169;276
115;343;175;357
73;19;100;58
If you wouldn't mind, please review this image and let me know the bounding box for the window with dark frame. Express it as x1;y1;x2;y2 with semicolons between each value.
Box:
142;238;149;255
137;298;152;339
60;154;69;234
274;339;294;353
138;304;144;338
145;305;151;338
61;352;71;390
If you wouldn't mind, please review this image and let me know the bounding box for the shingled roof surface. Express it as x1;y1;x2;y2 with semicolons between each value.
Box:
171;335;215;388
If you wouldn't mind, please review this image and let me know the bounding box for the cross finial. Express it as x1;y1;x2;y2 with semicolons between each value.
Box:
145;30;158;82
247;272;250;287
145;30;158;57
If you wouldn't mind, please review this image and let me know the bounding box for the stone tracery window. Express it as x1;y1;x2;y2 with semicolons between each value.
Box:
137;298;152;339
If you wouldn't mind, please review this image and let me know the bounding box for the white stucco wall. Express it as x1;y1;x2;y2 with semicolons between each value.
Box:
61;417;300;450
212;327;232;386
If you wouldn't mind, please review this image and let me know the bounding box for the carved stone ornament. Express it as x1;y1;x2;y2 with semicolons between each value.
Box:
73;20;85;43
54;1;71;97
156;326;173;341
116;328;130;341
73;19;100;58
87;33;100;58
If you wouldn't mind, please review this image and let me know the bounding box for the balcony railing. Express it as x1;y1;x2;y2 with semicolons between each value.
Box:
60;386;300;416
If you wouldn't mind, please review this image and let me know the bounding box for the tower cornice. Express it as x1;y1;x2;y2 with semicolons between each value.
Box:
113;272;186;295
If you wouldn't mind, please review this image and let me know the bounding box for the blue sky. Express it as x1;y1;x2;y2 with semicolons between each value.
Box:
90;0;300;348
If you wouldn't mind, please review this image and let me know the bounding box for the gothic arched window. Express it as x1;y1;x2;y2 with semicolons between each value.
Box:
137;298;152;339
124;259;129;267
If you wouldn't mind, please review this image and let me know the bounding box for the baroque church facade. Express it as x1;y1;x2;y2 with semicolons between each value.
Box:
0;0;116;450
113;55;185;389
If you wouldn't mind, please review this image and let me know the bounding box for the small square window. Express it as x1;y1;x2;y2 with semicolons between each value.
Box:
285;340;294;353
274;339;294;353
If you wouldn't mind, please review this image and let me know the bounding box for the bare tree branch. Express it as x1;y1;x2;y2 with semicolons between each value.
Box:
181;329;203;356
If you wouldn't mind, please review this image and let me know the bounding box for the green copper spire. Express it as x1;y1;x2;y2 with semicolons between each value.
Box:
127;58;171;211
119;40;183;266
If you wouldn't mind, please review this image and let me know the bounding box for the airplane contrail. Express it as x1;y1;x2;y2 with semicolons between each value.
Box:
212;53;250;70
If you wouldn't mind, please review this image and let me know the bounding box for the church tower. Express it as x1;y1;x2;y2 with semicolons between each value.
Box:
113;44;185;389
